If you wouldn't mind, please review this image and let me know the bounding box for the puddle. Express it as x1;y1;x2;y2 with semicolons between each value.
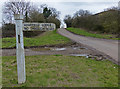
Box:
51;48;66;51
70;54;89;58
73;47;88;50
73;48;77;50
32;48;51;51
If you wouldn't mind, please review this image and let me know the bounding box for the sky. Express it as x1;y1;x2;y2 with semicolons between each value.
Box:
0;0;119;26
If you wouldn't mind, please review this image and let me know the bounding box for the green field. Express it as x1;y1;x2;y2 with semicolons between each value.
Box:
2;30;70;48
67;28;119;40
0;37;2;88
2;55;118;87
0;56;1;88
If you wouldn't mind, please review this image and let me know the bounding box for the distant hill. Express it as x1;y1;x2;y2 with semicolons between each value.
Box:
94;9;118;16
94;9;119;34
70;9;119;34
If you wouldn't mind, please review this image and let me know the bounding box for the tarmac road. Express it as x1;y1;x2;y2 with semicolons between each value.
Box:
58;28;119;64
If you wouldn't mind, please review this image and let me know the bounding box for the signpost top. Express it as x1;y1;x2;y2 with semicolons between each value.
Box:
14;14;24;20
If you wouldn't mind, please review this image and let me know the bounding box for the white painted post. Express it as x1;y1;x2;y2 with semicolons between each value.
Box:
118;1;120;9
14;14;26;84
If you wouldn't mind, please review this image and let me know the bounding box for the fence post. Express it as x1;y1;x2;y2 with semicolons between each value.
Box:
14;14;26;84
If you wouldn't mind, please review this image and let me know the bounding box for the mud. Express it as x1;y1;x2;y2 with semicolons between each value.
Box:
2;42;108;61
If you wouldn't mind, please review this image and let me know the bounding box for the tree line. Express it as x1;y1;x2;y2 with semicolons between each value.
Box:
2;1;61;37
3;1;61;28
64;7;119;34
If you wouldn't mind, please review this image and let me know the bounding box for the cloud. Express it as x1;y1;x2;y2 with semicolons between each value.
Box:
0;0;119;25
31;0;119;2
42;1;118;21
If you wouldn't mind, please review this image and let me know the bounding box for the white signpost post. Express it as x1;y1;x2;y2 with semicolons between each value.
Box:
14;14;26;84
14;14;56;84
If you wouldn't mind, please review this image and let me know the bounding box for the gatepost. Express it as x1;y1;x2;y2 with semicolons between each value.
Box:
14;14;26;84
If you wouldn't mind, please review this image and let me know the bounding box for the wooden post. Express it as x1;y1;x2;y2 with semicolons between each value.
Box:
14;14;26;84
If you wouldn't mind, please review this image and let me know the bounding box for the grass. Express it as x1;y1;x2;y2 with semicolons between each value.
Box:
2;55;118;87
0;56;1;88
0;59;1;88
67;28;119;40
2;30;70;48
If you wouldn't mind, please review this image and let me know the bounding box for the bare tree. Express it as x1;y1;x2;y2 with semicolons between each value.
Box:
40;4;60;18
29;8;45;22
49;7;60;18
3;0;31;23
104;6;119;11
64;15;72;27
73;9;92;18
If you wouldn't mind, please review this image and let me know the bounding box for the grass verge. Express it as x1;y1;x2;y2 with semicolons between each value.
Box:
0;56;1;88
2;30;70;48
2;55;118;87
0;57;1;88
67;28;119;40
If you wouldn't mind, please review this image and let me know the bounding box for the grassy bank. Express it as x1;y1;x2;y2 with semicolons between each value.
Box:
0;35;1;88
0;56;1;88
2;30;70;48
67;28;119;40
2;55;118;87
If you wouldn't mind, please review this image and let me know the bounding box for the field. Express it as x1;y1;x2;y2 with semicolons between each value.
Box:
0;60;1;87
2;55;118;87
0;56;1;88
67;28;119;40
2;28;119;87
2;30;70;48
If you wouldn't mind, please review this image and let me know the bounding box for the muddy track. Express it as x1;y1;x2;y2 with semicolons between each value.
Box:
57;28;119;65
2;42;99;56
2;42;111;62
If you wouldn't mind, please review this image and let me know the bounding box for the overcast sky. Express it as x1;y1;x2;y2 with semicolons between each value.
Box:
0;0;119;26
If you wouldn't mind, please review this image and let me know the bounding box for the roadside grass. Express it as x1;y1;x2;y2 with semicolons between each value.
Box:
0;56;1;88
2;30;70;48
67;28;119;40
0;35;2;88
2;55;118;87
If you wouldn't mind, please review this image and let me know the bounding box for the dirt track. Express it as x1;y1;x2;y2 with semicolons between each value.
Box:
57;28;119;64
2;43;104;57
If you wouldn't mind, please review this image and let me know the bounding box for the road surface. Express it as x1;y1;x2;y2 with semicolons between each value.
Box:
58;28;119;64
